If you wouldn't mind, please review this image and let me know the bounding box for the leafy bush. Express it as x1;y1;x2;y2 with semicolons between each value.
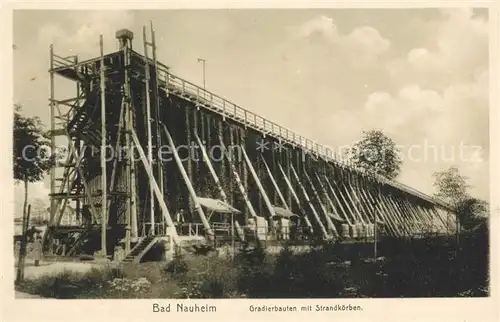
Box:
17;229;489;299
107;277;152;298
17;266;125;299
235;242;273;298
164;246;189;282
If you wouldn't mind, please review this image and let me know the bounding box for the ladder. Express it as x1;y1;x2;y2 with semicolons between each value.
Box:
142;22;166;235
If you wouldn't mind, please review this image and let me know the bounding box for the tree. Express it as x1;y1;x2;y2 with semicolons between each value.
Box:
432;166;470;207
30;198;49;225
13;104;51;222
14;105;51;284
349;130;403;180
456;198;489;231
432;166;487;232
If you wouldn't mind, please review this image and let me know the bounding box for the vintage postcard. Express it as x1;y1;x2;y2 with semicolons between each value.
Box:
1;2;498;322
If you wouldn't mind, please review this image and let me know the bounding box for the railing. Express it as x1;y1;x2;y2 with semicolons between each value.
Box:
179;223;204;237
52;53;77;69
142;222;168;236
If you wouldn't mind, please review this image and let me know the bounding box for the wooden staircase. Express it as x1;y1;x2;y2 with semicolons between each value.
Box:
67;83;101;147
122;235;159;264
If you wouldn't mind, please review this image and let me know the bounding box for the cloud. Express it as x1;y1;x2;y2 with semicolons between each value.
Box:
297;15;338;40
344;26;390;59
294;15;390;64
38;11;135;59
388;8;488;87
362;69;487;142
360;73;488;198
363;85;447;132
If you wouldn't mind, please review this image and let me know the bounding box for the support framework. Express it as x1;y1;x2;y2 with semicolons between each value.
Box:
46;24;459;259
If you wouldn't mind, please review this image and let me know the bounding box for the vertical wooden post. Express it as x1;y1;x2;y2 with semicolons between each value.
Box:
186;106;193;192
99;35;107;257
49;45;56;225
192;109;200;193
218;119;225;196
123;38;132;251
242;129;248;220
74;55;81;225
271;144;277;205
143;26;155;234
229;126;235;206
201;113;207;193
150;22;165;205
286;148;292;208
374;187;378;258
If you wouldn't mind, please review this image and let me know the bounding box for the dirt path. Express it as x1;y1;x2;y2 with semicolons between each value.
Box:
15;291;42;299
16;259;103;279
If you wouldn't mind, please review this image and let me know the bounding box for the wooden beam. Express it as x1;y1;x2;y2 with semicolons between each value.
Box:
386;195;416;235
303;169;337;236
322;174;355;226
277;162;313;230
360;184;400;237
99;34;108;255
217;136;259;220
163;125;214;239
380;194;412;237
241;146;276;222
290;165;329;239
131;129;180;244
340;179;367;224
262;158;290;210
194;132;245;240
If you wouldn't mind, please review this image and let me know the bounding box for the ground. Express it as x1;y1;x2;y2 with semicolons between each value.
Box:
16;258;99;279
15;291;42;299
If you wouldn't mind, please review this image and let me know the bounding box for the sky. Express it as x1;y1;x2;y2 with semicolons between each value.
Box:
12;8;490;213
